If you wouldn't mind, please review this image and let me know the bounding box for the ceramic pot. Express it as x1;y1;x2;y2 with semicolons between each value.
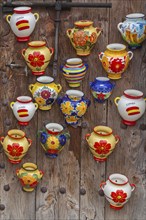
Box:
0;129;32;164
6;7;39;42
114;89;146;126
58;90;90;126
86;126;120;162
117;13;146;49
100;173;136;210
10;96;38;126
99;43;133;79
16;162;44;192
66;20;102;56
29;76;62;110
90;77;115;103
40;123;70;158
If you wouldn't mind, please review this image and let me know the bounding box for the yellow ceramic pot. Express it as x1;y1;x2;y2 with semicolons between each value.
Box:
86;126;120;162
66;20;102;56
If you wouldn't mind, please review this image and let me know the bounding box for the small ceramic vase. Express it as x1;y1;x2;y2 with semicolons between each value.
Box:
6;7;39;42
61;58;88;87
0;129;32;164
29;76;62;110
22;41;54;75
114;89;146;126
66;20;102;56
100;173;136;210
16;162;44;192
90;77;115;103
10;96;38;126
40;123;70;158
58;90;90;126
99;43;133;79
117;13;146;49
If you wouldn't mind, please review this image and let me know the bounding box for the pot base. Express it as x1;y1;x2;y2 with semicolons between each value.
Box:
9;159;21;164
69;83;80;88
32;71;45;76
39;105;52;110
128;44;142;50
18;121;29;126
23;187;35;192
108;73;122;80
122;119;136;126
93;156;107;162
17;36;30;42
76;51;90;56
110;204;123;210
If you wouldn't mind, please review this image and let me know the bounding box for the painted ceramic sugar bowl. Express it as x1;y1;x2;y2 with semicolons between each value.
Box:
6;7;39;42
99;43;133;79
16;163;44;192
66;20;102;56
117;13;146;49
29;76;62;110
0;129;32;164
85;126;120;162
100;173;136;210
90;77;115;103
58;90;90;126
114;89;146;126
22;41;54;75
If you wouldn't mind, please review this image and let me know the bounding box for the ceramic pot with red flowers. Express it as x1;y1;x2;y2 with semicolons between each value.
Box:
16;162;44;192
66;20;102;56
99;43;133;79
22;41;54;75
0;129;32;164
100;173;136;210
85;126;120;162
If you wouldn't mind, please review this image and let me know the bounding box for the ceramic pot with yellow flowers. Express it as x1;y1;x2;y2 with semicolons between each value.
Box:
16;162;44;192
66;20;102;56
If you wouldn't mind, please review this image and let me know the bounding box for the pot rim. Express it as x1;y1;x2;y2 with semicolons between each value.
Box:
37;76;54;84
22;162;38;171
96;77;110;81
14;6;32;14
17;96;32;103
66;58;82;65
28;41;46;47
66;89;84;97
108;173;129;185
126;13;145;19
45;123;63;132
124;89;143;99
107;43;126;51
8;129;26;139
74;20;93;27
93;126;113;136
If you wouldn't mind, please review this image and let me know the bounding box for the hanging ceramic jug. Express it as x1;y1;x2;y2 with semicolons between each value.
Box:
66;20;102;56
29;76;62;110
22;41;54;75
58;90;90;126
6;7;39;42
100;173;136;210
85;126;119;162
99;43;133;79
114;89;146;126
16;162;44;192
40;123;70;158
90;77;115;103
0;129;32;164
117;13;146;49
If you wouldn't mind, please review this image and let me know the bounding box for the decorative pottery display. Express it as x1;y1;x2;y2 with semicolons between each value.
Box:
10;96;38;126
66;20;102;56
29;76;62;110
114;89;146;126
90;77;115;103
61;58;88;87
85;126;120;162
58;90;90;126
40;123;70;158
100;173;136;210
0;129;32;164
99;43;133;79
117;13;146;49
16;162;44;192
6;7;39;42
22;41;54;75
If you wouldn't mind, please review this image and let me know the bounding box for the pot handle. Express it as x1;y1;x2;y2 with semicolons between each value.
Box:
10;102;15;109
85;133;91;141
117;22;123;32
144;98;146;101
34;103;38;110
95;27;102;37
6;14;12;24
29;84;34;93
115;135;120;144
99;52;104;61
34;13;39;22
100;181;106;190
128;51;133;60
48;47;54;56
85;63;88;70
114;97;121;106
21;49;26;58
16;169;20;176
66;29;72;38
40;170;44;178
57;84;62;93
27;138;32;147
130;183;136;192
0;137;4;145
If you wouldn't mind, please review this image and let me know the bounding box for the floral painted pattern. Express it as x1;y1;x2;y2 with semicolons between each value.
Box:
41;90;51;99
76;101;87;117
59;134;67;146
109;58;125;73
60;101;74;115
28;52;45;68
101;56;109;69
19;175;38;188
66;115;78;124
94;140;111;155
73;30;89;47
40;132;48;144
35;97;45;105
111;190;127;203
90;32;97;43
46;136;60;149
7;143;23;157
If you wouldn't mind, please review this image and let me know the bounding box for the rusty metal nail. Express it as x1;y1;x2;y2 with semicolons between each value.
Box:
0;204;5;211
81;122;88;128
120;122;127;129
98;189;104;196
59;187;66;194
0;162;5;169
139;124;146;130
4;184;10;191
41;187;47;193
5;119;11;126
80;188;86;195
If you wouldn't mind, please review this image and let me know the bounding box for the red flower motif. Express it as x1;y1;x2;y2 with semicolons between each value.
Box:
28;52;45;67
97;93;105;100
7;143;23;157
109;58;125;73
41;90;51;99
48;149;58;154
30;181;38;188
111;190;127;203
90;32;97;43
94;140;111;155
73;31;88;46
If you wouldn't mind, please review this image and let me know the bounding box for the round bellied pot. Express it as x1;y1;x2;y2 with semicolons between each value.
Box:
0;129;32;164
6;7;39;42
40;123;70;158
99;43;133;79
66;20;102;56
114;89;146;126
85;126;120;162
10;96;38;126
16;162;44;192
117;13;146;49
90;77;115;103
29;76;62;110
58;90;90;126
100;173;136;210
22;41;54;76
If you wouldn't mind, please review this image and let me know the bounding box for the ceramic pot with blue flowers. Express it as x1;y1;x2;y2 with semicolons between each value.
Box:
90;77;115;103
40;123;70;158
